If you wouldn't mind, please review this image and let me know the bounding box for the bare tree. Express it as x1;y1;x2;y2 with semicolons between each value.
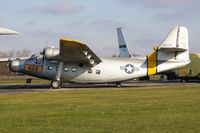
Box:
21;48;30;57
16;48;30;57
0;48;31;78
0;51;7;58
8;49;15;58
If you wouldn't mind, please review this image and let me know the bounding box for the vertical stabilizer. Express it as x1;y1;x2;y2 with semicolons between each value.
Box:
117;27;132;58
147;26;190;76
157;26;189;61
159;26;188;52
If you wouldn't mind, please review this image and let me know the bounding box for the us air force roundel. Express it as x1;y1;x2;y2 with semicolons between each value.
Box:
125;64;134;74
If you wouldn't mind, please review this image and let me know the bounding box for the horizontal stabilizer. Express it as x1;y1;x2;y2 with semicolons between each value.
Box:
158;26;188;52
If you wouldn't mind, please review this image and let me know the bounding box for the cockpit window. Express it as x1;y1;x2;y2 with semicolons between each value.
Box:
31;55;36;59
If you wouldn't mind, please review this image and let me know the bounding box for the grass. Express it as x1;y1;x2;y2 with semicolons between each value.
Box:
0;85;200;133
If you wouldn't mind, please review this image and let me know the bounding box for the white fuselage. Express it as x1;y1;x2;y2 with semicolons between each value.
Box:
13;56;190;84
65;57;147;83
41;57;189;83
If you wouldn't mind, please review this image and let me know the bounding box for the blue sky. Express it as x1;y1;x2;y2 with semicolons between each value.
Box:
0;0;199;56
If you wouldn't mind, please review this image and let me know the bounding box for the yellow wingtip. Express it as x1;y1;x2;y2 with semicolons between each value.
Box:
61;38;81;43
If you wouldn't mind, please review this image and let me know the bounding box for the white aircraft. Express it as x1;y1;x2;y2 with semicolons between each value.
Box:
3;26;190;88
117;27;132;58
0;27;18;35
0;27;19;62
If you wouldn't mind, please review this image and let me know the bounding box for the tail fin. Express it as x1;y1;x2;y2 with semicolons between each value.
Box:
157;26;189;61
117;27;132;58
147;26;190;76
159;26;188;53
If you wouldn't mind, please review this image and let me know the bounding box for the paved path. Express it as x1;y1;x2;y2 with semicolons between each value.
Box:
0;81;199;94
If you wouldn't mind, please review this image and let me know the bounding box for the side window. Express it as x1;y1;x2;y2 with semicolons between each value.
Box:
64;67;69;72
48;66;53;70
88;69;92;74
72;68;77;72
96;70;100;74
35;56;41;64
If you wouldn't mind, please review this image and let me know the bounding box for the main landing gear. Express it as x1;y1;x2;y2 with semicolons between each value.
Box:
51;61;63;89
116;82;122;88
51;80;61;89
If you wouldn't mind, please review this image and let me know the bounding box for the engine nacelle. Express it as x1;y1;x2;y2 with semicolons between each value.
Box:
44;47;60;60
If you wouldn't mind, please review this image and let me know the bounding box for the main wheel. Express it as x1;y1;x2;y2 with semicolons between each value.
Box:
116;83;122;88
51;80;60;89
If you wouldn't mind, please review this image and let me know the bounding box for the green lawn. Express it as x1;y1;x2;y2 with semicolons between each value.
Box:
1;85;200;133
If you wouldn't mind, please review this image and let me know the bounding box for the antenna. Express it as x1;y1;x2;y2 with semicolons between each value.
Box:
45;40;48;47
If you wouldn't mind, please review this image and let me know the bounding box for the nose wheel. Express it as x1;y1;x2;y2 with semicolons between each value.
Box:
51;80;61;89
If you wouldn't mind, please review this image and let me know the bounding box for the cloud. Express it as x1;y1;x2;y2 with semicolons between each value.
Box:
91;19;126;28
25;21;37;26
25;29;77;40
155;9;189;21
27;1;84;15
120;0;196;8
119;0;200;21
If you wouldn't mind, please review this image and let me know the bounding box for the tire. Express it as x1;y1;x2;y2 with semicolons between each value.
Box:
51;80;60;89
116;83;122;88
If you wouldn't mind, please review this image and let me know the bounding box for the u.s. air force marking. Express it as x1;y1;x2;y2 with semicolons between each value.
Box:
125;64;134;74
120;64;139;74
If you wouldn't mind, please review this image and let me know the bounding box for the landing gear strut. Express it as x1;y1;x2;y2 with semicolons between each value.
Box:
51;61;64;89
116;82;122;88
51;80;61;89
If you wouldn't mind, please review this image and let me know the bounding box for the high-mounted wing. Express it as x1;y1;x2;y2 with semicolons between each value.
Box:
0;57;28;62
59;38;102;65
0;58;12;62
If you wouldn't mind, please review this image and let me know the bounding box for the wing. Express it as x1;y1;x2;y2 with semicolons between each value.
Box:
0;58;12;62
59;38;102;65
0;28;19;35
0;57;28;62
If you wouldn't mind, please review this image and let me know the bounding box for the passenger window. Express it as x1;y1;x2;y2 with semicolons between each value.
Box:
96;70;100;74
48;66;53;70
64;67;69;72
72;68;77;72
88;69;92;74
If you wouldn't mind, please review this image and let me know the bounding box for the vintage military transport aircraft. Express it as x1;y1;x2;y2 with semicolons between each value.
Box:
3;26;190;88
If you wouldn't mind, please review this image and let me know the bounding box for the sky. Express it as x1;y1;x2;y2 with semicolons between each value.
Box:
0;0;200;56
